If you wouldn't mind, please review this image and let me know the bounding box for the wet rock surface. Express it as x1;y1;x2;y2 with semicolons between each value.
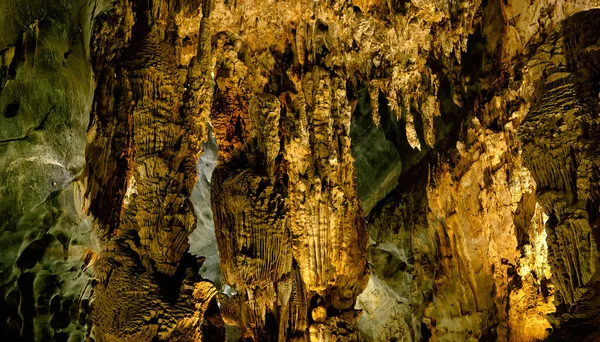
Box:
0;1;99;340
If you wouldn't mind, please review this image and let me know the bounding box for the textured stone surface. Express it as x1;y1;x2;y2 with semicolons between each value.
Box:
83;0;221;340
3;0;600;341
518;10;600;339
0;1;100;340
363;127;556;341
210;67;369;340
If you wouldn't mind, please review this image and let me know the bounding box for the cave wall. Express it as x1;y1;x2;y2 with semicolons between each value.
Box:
362;122;555;341
2;0;600;341
357;2;600;341
0;0;101;340
518;9;600;339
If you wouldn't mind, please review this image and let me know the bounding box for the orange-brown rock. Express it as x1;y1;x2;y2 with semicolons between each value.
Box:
84;0;219;340
518;10;600;339
4;0;600;341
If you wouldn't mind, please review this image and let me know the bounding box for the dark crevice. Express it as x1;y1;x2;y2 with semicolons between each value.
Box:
17;272;35;341
4;102;20;118
421;322;432;341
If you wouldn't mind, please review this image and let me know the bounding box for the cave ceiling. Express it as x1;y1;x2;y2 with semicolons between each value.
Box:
1;0;600;341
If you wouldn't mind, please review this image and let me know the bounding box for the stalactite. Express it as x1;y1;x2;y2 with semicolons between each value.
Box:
4;1;600;341
518;9;600;338
84;0;221;340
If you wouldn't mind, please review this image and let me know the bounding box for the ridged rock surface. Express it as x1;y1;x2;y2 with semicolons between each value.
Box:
84;0;221;340
2;0;600;341
518;10;600;340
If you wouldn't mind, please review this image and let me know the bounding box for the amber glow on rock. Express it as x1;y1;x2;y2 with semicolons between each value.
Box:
1;1;600;341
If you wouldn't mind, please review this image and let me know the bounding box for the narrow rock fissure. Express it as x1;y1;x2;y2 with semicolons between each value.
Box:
188;125;221;287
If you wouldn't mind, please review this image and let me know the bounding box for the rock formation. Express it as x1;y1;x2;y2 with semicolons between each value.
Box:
1;0;600;341
84;0;222;340
518;10;600;339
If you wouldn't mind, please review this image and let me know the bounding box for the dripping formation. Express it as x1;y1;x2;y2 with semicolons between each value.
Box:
1;0;600;341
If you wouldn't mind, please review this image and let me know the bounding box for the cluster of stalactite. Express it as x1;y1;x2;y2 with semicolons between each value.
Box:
211;67;370;340
83;0;222;340
518;9;600;339
3;0;600;341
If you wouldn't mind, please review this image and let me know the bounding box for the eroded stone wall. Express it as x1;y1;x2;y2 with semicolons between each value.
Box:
0;1;99;340
518;9;600;339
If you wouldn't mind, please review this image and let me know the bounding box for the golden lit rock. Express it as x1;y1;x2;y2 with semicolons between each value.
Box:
2;0;600;341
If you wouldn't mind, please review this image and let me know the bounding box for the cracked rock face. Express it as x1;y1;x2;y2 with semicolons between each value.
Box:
2;0;600;341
